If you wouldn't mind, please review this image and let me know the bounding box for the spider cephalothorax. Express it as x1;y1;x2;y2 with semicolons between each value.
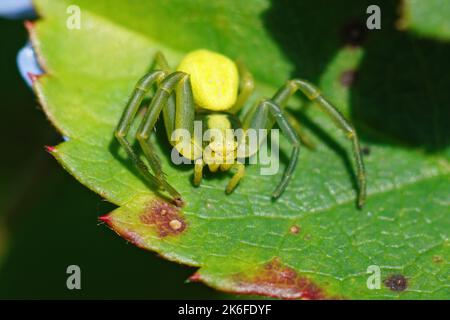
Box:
115;49;366;207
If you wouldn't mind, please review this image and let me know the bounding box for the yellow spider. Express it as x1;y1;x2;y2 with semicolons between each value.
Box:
115;49;366;207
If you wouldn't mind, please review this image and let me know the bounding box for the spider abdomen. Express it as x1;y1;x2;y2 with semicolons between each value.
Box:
177;49;239;111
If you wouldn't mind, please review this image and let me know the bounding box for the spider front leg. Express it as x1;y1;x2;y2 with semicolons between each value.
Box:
229;60;255;114
273;79;367;208
115;71;180;197
136;71;197;204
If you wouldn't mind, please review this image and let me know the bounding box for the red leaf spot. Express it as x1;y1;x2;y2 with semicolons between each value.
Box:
44;145;56;153
98;214;111;224
232;258;326;300
28;72;41;84
24;20;35;32
188;272;202;282
140;199;187;237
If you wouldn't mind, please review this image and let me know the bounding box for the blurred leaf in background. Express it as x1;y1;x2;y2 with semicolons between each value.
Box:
400;0;450;41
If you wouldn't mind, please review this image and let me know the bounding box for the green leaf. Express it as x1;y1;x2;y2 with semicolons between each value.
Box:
31;0;449;299
400;0;450;41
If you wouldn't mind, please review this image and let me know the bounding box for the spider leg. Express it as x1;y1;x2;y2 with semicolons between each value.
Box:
273;79;366;208
194;158;203;186
265;100;300;198
136;71;195;201
154;51;171;72
241;99;300;198
262;79;315;150
152;51;178;140
229;60;255;114
115;71;170;190
226;162;245;194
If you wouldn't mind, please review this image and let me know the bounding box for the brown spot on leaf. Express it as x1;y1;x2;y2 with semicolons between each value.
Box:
231;258;327;299
169;219;183;231
290;225;300;234
340;70;358;87
432;255;443;264
140;199;186;237
340;21;366;47
384;274;408;292
173;197;184;208
362;146;371;156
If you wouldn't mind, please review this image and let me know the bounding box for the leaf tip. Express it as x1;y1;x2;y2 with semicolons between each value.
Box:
98;214;112;224
28;72;42;84
24;20;35;32
187;272;202;283
44;145;56;153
